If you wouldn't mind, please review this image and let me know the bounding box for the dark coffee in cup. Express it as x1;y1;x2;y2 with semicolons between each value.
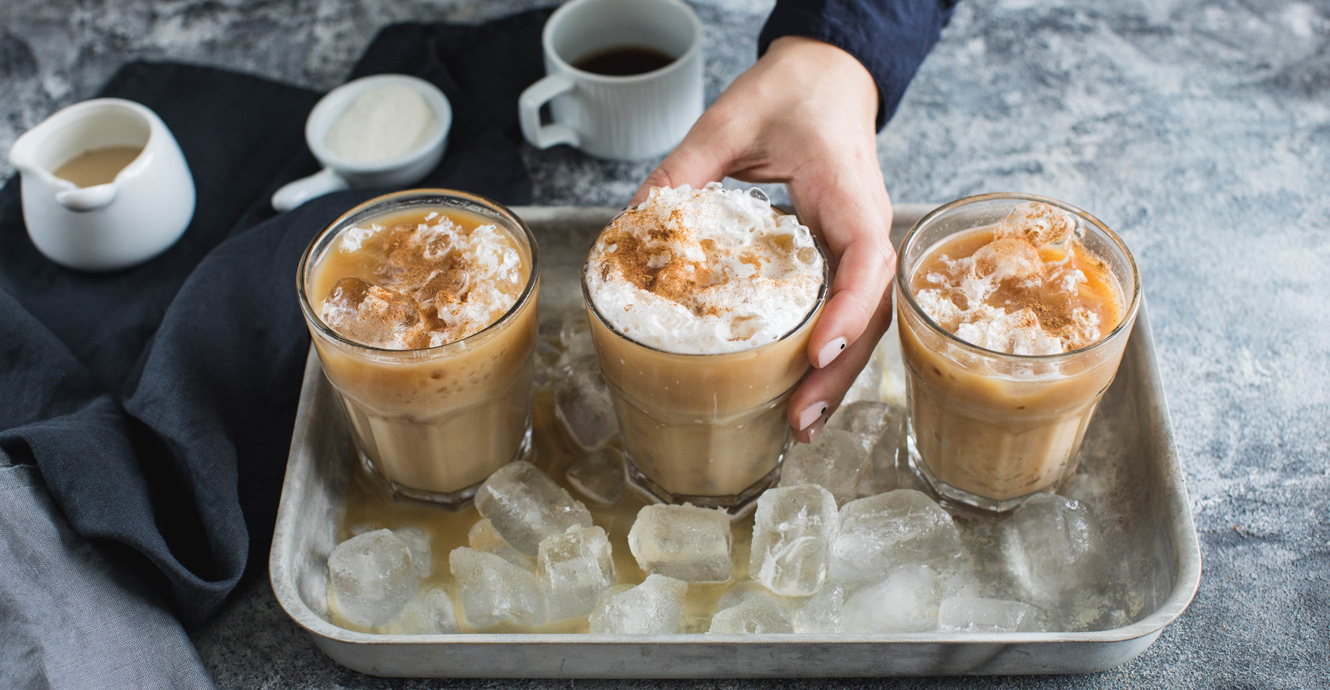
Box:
574;46;675;76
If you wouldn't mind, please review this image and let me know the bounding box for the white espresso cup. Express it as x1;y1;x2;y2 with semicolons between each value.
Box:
519;0;704;161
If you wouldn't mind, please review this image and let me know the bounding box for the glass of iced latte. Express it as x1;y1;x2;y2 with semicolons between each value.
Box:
582;184;827;511
297;190;539;506
896;193;1140;513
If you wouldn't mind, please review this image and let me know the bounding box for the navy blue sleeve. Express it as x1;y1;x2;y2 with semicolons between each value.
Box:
759;0;959;131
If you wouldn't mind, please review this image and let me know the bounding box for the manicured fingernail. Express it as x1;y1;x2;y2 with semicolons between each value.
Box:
816;337;847;368
806;419;825;443
796;401;828;430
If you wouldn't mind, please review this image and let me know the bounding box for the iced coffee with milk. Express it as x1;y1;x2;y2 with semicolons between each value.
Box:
298;190;539;506
582;183;827;510
896;194;1140;512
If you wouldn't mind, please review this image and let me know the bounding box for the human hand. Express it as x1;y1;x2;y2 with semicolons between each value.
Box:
630;36;895;443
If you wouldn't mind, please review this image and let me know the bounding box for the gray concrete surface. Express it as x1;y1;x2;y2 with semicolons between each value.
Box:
2;0;1326;687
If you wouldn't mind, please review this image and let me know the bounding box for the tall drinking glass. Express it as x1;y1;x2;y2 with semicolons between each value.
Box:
297;190;540;507
895;193;1140;513
582;245;828;513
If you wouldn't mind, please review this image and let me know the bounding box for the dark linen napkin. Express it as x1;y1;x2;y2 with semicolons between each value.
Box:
0;10;550;685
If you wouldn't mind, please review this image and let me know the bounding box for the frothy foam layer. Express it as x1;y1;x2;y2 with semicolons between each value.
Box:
318;211;524;349
912;202;1122;356
585;183;824;354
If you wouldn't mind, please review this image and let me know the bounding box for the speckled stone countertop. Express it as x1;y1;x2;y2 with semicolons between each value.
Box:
3;0;1327;687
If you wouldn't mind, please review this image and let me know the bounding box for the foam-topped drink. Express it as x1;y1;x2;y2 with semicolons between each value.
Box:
299;190;539;506
896;194;1139;512
582;183;827;510
584;183;824;353
313;212;525;349
911;202;1122;355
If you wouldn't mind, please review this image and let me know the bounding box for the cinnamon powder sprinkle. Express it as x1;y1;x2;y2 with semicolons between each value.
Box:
598;208;721;308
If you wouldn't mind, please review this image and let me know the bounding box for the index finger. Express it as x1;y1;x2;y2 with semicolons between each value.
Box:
629;130;731;207
797;185;895;368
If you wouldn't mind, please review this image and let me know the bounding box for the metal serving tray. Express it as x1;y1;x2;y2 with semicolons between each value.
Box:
269;205;1201;677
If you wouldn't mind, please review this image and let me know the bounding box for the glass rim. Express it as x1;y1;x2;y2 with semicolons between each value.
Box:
296;188;540;357
580;212;830;358
895;192;1142;363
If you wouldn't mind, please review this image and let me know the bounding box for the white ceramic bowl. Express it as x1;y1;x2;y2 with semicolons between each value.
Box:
271;74;452;212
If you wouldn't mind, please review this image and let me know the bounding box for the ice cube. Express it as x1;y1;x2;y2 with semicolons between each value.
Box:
1002;494;1107;605
791;583;844;633
566;447;627;506
554;356;619;451
708;597;794;634
841;345;886;405
995;201;1076;247
448;547;546;629
346;524;432;577
320;277;429;349
391;526;432;578
596;583;633;604
714;579;791;616
778;430;871;505
560;311;595;361
826;401;902;453
972;239;1044;284
938;596;1041;633
829;490;962;584
533;336;562;390
414;265;470;307
474;460;593;555
328;529;420;627
855;435;903;499
589;574;688;634
468;518;535;570
841;566;941;633
394;586;459;634
628;504;732;583
538;526;617;621
749;485;839;596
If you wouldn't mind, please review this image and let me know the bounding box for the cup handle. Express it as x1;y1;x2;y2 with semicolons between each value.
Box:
271;167;349;212
519;74;580;150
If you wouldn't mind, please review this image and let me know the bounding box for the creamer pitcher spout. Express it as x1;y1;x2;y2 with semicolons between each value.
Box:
7;119;55;184
11;119;124;213
55;184;119;212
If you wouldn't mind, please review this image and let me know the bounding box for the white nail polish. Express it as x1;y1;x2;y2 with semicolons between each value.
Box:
796;401;827;430
817;337;847;368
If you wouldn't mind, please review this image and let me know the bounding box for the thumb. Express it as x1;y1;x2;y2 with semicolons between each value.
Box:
629;131;731;207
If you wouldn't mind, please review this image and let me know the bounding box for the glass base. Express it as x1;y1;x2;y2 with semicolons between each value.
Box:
624;459;779;518
359;424;534;511
903;422;1049;516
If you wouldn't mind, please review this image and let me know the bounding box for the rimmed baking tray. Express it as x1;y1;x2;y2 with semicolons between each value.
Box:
269;204;1201;677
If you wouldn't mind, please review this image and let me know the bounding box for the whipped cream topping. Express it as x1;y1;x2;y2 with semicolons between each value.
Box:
320;212;524;349
585;183;824;354
912;202;1118;356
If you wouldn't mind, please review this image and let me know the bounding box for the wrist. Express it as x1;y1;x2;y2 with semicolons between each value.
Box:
764;36;879;126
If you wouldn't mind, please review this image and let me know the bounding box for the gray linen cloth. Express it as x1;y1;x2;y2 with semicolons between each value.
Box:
0;458;215;689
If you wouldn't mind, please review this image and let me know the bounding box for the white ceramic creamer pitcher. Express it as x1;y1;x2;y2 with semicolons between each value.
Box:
9;99;195;271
